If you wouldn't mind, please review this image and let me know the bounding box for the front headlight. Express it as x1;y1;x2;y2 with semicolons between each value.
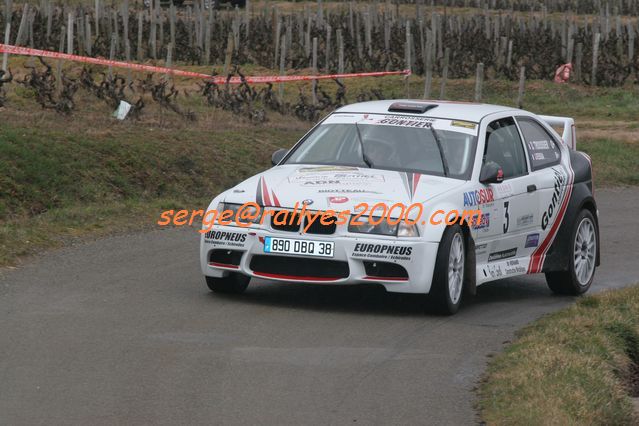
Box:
217;202;262;224
348;216;419;237
397;221;419;237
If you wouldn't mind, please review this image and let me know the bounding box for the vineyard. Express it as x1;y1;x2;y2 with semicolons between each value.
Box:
1;0;638;121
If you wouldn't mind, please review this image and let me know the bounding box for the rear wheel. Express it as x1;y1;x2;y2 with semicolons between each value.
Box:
428;225;465;315
545;209;597;295
205;273;250;294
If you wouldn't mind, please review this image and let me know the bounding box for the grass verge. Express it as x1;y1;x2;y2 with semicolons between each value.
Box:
479;285;639;425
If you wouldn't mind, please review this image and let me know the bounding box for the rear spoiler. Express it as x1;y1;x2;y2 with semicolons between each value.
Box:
538;115;576;149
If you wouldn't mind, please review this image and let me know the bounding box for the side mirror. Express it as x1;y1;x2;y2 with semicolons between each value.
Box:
271;148;287;166
479;161;504;184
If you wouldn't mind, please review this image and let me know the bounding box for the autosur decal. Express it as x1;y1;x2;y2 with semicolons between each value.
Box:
463;188;494;206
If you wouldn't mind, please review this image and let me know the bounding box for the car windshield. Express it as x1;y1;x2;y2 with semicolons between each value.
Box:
284;113;478;179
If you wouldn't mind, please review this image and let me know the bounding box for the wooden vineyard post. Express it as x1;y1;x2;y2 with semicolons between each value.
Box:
137;11;143;62
125;39;132;87
422;30;433;99
14;3;28;46
164;42;172;82
312;36;318;106
223;32;234;76
405;20;411;98
591;32;601;85
56;25;65;94
85;13;92;56
108;34;115;78
474;63;484;102
629;22;635;63
204;5;212;65
95;0;99;39
439;47;450;100
337;28;344;75
67;11;74;55
279;33;286;101
1;0;10;72
273;18;280;69
575;42;583;82
517;66;526;109
325;24;331;72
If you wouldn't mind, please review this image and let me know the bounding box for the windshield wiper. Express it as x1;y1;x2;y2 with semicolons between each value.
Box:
428;125;449;176
354;122;373;168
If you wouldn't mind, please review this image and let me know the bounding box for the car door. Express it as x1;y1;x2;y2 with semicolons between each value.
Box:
473;116;540;276
515;116;567;261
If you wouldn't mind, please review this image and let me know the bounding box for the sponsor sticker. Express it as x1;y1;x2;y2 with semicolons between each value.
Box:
297;166;358;173
493;183;513;199
528;140;550;150
525;233;540;248
533;152;545;160
328;196;349;203
352;243;412;261
516;213;534;227
463;188;494;206
541;168;567;230
451;120;477;129
488;247;517;262
484;264;503;278
504;258;526;275
204;230;247;247
317;188;382;194
290;171;386;185
373;115;435;129
472;213;490;231
321;113;479;136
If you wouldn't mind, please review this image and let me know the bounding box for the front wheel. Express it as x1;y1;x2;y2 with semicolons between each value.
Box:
428;225;465;315
545;209;598;295
205;273;250;294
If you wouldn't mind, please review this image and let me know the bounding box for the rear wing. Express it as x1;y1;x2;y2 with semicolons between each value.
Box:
538;115;576;149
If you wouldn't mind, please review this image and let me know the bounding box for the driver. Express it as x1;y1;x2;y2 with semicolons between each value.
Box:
365;139;400;168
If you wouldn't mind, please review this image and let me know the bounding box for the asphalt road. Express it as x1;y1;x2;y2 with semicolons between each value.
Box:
1;188;638;425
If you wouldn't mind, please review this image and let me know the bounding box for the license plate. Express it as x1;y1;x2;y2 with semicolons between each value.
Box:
263;236;334;258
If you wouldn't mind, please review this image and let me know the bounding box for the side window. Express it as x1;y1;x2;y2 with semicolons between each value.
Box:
516;117;561;170
483;117;527;179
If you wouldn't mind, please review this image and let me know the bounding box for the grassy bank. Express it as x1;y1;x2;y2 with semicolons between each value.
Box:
1;61;638;266
0;106;306;266
479;285;639;425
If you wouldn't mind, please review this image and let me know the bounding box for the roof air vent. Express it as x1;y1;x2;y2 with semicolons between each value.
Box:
388;102;437;114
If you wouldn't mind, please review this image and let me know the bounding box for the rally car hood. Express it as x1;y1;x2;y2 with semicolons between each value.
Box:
222;165;465;212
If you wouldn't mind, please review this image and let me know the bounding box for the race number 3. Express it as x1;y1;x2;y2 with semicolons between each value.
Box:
503;201;510;233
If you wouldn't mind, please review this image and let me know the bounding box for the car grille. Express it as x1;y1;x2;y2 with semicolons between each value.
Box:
270;210;300;232
209;249;244;266
303;215;337;235
250;255;349;280
363;261;408;279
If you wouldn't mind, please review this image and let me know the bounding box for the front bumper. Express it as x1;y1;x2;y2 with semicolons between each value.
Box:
199;226;439;294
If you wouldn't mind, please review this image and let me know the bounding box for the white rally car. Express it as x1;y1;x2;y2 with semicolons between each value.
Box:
200;100;599;314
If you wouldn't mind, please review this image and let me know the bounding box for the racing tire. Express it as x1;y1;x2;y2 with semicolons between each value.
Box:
428;225;465;315
545;209;598;295
205;273;250;294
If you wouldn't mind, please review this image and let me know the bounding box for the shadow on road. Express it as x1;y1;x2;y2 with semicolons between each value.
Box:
207;275;578;318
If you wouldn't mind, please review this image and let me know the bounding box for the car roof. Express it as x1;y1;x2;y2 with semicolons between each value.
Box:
335;100;522;123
